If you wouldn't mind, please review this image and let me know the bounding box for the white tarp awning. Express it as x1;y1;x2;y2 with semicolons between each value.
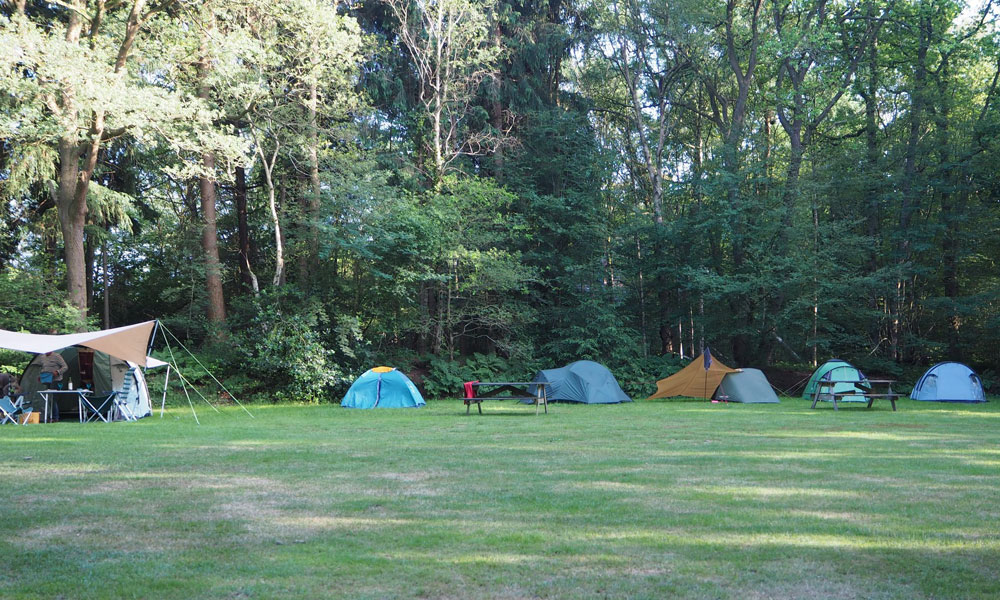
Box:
0;321;157;366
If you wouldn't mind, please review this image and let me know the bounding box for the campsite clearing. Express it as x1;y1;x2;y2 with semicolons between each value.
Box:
1;399;998;599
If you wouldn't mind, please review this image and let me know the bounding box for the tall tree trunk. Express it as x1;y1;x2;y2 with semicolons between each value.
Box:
895;12;930;361
234;166;258;294
863;23;884;353
277;183;288;286
720;0;763;365
85;234;95;311
198;14;227;329
199;151;227;325
864;3;881;278
936;54;961;359
255;140;285;288
55;10;86;319
489;20;505;179
299;72;321;288
547;0;564;105
102;239;110;328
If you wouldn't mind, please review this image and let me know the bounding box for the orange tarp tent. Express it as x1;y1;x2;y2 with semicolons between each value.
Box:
647;352;739;400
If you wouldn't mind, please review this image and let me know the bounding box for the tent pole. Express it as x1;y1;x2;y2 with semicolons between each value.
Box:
147;320;160;359
160;365;171;418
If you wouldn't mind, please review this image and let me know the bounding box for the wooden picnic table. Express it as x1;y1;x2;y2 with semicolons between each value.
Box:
464;382;548;415
810;379;899;411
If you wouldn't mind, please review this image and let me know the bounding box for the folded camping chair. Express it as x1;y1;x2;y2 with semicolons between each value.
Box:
0;395;31;425
112;369;137;421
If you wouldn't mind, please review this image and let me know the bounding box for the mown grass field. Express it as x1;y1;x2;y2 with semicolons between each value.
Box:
1;398;998;599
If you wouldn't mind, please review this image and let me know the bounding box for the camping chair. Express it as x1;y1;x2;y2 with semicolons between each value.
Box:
83;392;114;423
84;368;137;422
111;369;137;421
0;396;31;425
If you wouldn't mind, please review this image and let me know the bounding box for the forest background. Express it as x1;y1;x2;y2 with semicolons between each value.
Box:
2;0;999;401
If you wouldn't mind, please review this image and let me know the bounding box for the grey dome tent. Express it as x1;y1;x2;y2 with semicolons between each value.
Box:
529;360;631;404
911;362;986;403
713;368;780;403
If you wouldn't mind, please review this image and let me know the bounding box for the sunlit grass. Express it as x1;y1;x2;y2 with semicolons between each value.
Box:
1;398;998;599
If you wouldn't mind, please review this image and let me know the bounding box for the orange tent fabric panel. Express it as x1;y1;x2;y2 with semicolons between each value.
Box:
647;353;739;400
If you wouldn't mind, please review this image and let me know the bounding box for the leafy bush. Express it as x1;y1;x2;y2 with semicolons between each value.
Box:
0;269;87;333
422;352;541;399
422;357;466;399
977;368;995;394
228;290;338;403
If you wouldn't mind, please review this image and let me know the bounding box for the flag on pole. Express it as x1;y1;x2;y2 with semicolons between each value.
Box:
703;346;713;370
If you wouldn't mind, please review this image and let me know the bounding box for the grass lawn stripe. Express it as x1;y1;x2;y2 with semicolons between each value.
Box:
0;399;997;599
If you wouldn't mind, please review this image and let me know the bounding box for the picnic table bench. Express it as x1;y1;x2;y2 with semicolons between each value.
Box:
810;379;899;411
463;382;548;415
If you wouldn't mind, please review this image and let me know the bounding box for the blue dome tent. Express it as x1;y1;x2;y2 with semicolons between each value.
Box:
910;362;986;403
341;367;426;409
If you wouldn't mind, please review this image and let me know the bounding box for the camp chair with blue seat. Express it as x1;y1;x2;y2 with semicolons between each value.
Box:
0;395;31;425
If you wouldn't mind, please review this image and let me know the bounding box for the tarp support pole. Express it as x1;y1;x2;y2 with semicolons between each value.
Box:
148;320;160;359
159;365;171;418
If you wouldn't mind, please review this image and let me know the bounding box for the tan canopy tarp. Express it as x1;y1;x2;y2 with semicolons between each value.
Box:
647;352;739;400
0;321;156;367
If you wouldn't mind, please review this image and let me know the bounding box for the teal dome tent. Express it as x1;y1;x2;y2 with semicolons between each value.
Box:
341;367;425;409
802;359;869;403
529;360;631;404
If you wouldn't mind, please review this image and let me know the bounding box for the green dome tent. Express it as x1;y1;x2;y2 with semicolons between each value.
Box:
802;359;869;403
529;360;631;404
20;347;153;420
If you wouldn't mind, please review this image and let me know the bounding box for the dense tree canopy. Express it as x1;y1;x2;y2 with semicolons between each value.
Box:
2;0;999;398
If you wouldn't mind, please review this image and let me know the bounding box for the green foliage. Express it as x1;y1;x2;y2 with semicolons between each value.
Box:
0;269;87;333
422;356;467;399
3;0;1000;399
422;352;544;399
226;290;338;403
